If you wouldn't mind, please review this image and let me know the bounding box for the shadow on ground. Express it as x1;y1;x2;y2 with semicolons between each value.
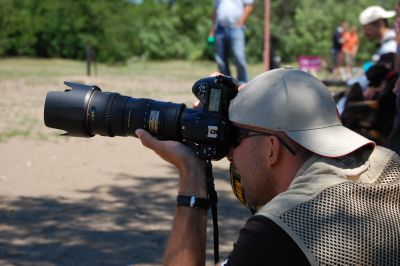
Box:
0;165;249;266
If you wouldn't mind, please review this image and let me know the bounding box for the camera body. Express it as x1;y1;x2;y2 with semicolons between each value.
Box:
44;75;239;160
181;75;238;159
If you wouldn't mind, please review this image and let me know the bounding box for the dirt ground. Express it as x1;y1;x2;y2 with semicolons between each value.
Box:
0;59;251;266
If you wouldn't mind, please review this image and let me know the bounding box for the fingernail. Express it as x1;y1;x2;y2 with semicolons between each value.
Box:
135;129;142;137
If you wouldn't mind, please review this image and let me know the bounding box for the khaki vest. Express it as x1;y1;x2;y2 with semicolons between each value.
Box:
257;146;400;265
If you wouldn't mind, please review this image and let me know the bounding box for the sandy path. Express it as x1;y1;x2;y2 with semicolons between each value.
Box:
0;137;249;265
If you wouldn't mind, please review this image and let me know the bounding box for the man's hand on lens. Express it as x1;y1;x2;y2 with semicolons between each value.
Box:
135;129;207;197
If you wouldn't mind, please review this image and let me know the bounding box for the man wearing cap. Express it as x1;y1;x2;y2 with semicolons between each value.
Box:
136;69;400;265
342;6;397;124
359;5;396;61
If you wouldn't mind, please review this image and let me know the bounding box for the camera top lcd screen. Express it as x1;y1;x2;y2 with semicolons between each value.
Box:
208;88;221;112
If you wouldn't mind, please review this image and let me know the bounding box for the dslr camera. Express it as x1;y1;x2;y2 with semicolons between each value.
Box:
44;75;239;160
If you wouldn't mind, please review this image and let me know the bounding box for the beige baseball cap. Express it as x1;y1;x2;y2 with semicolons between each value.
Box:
229;69;375;158
359;5;395;25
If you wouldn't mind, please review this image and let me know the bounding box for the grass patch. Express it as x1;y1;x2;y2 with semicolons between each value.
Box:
0;57;266;81
0;129;31;143
0;57;275;143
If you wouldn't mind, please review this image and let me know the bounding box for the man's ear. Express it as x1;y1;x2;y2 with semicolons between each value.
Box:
266;136;280;166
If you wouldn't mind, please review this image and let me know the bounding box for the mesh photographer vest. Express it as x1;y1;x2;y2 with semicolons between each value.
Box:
257;146;400;265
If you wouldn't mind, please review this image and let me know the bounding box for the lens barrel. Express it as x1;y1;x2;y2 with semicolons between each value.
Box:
123;98;185;140
44;81;185;139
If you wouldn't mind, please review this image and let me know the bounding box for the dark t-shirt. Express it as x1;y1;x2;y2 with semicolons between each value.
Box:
376;73;398;135
222;215;310;266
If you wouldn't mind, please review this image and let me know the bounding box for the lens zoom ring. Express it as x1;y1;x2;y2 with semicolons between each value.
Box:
104;93;119;137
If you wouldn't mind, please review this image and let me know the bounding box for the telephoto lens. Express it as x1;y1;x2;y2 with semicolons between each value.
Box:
44;75;238;160
44;81;185;140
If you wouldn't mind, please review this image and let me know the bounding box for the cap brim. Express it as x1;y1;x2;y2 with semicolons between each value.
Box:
384;10;396;18
286;125;375;158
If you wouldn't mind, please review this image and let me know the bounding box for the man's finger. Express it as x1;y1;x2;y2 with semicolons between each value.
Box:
136;128;188;168
135;129;159;150
136;129;177;160
209;71;222;77
192;100;200;108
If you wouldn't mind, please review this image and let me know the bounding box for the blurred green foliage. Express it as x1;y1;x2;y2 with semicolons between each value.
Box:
270;0;398;64
0;0;398;64
247;0;397;64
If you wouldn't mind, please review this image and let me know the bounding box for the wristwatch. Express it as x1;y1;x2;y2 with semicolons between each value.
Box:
176;195;210;210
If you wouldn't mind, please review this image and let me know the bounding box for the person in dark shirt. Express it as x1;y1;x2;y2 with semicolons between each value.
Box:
341;59;398;145
331;22;345;78
136;69;400;265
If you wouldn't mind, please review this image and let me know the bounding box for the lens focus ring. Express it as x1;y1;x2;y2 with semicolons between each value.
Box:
104;93;120;137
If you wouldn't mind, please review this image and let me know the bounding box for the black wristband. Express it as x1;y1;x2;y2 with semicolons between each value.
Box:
177;195;210;210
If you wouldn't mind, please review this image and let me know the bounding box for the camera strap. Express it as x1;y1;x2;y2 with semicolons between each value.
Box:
205;160;220;264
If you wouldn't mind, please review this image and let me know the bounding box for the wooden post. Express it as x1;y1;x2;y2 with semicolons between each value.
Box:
85;45;97;76
263;0;270;71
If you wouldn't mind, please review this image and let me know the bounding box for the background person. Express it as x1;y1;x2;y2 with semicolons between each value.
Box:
136;69;400;265
359;5;396;62
209;0;254;84
342;25;359;79
338;5;397;116
331;22;345;80
341;58;398;146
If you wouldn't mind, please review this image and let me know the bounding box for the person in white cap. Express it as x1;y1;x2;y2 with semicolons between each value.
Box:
340;5;396;122
359;5;396;60
136;69;400;265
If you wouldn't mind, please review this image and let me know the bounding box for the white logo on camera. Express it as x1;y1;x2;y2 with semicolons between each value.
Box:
207;126;218;138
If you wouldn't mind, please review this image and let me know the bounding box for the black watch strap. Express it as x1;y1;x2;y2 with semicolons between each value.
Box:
177;195;210;210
